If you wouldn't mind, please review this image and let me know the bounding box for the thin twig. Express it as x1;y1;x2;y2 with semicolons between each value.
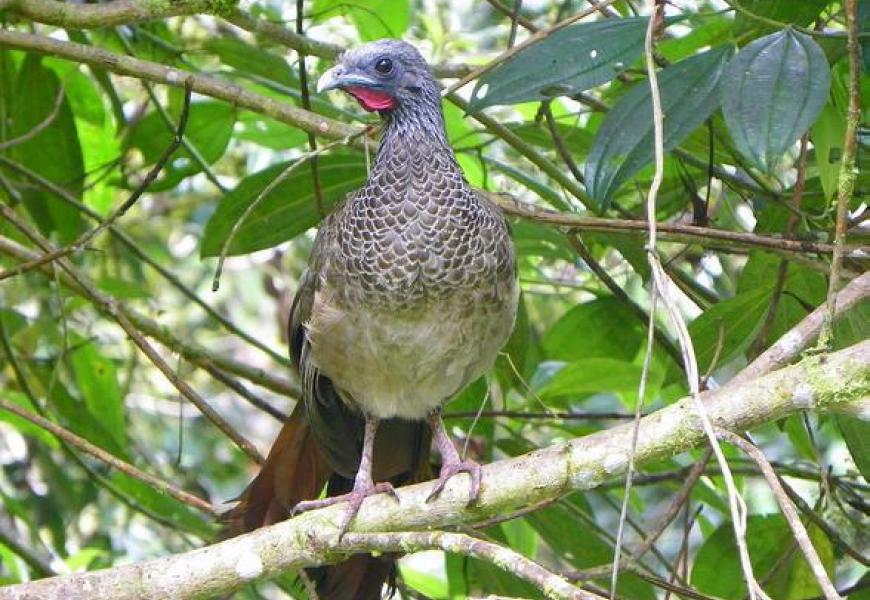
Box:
507;0;524;48
0;85;64;151
638;4;768;599
444;409;636;420
339;531;596;600
748;135;810;358
716;430;842;600
0;80;194;282
0;205;265;465
821;0;862;347
0;233;299;398
0;398;215;514
295;0;325;218
610;286;657;599
211;131;366;291
484;0;538;31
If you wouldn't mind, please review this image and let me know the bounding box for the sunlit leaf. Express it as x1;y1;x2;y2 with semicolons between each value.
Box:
7;54;85;243
129;101;236;191
201;153;367;257
312;0;410;41
811;101;846;201
69;337;128;454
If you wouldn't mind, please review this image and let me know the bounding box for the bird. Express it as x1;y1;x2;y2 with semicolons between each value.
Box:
225;39;519;599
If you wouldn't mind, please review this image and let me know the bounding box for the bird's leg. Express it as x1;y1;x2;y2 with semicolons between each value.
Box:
292;415;398;537
426;412;482;505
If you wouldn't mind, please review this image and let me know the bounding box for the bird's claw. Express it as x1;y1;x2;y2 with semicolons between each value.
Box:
292;481;399;539
426;458;481;505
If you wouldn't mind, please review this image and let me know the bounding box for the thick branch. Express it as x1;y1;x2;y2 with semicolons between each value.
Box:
2;342;865;600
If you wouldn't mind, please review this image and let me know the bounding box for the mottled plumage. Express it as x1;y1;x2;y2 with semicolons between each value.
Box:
228;39;518;600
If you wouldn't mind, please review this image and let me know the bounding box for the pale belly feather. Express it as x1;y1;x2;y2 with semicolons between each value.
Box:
306;287;516;420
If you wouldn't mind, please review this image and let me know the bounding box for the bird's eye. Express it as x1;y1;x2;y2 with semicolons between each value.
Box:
374;58;393;74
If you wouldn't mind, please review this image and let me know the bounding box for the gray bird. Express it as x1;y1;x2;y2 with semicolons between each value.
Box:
227;39;518;599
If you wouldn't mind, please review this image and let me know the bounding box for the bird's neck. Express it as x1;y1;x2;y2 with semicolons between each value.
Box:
372;93;461;177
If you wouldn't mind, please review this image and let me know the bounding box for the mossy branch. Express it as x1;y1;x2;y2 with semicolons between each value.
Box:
1;341;866;600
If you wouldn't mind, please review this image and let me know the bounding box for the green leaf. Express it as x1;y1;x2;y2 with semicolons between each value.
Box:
692;515;791;599
399;558;450;599
542;297;644;362
69;337;128;454
0;392;60;450
484;157;570;211
468;18;650;111
767;522;834;600
204;36;296;86
680;283;773;380
128;101;235;191
836;415;870;480
7;54;85;243
110;472;214;538
733;0;831;36
585;45;732;209
235;111;308;150
811;101;846;201
312;0;410;41
527;498;655;600
539;358;662;408
721;29;831;173
201;153;367;257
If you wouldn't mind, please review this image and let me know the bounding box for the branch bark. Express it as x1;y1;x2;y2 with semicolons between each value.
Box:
2;341;865;600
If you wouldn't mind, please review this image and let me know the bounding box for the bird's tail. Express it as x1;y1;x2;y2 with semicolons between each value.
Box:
222;401;400;600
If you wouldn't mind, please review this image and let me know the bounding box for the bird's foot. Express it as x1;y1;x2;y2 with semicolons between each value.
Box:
426;457;481;505
292;481;399;538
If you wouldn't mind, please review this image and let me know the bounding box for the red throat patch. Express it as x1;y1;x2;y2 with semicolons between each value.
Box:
346;86;396;112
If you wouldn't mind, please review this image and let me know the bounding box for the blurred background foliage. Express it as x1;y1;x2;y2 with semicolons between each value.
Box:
0;0;867;598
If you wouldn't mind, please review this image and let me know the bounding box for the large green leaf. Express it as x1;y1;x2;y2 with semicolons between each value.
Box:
811;101;846;201
733;0;831;36
312;0;410;41
837;415;870;480
721;29;830;173
128;101;236;191
585;45;732;209
235;110;308;150
538;358;663;408
201;153;367;257
69;337;128;455
6;54;85;243
468;18;650;111
667;282;773;383
693;515;833;600
542;296;644;362
204;36;296;87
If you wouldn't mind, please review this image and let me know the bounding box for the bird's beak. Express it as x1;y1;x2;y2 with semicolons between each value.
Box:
316;66;380;93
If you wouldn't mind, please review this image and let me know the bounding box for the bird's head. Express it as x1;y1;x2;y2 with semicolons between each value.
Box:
316;39;438;114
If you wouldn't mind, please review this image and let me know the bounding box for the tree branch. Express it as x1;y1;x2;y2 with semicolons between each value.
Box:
732;271;869;386
0;30;862;264
2;341;865;600
0;234;299;399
